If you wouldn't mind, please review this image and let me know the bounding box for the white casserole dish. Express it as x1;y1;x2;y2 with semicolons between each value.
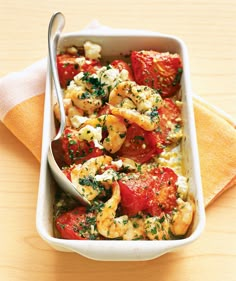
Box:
36;29;205;261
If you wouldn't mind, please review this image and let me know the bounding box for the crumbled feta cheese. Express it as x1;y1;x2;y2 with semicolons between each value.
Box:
66;46;78;55
75;56;86;67
78;125;103;149
157;145;182;175
70;115;88;129
120;69;129;80
96;65;129;95
94;169;118;182
176;175;189;200
100;67;120;85
84;41;101;60
111;159;123;169
73;72;87;87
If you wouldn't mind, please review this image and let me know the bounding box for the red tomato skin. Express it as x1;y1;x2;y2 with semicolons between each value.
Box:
111;59;134;80
57;54;101;88
157;98;182;145
119;167;178;217
118;123;163;163
131;50;183;97
61;127;104;166
146;167;178;216
119;178;149;216
80;59;101;74
55;207;97;240
57;54;80;88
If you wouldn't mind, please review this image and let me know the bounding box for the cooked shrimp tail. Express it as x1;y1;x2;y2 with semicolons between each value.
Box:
96;181;129;239
71;155;113;201
170;198;194;236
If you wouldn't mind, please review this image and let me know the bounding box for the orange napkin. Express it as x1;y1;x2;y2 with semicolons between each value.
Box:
0;59;47;161
0;39;235;208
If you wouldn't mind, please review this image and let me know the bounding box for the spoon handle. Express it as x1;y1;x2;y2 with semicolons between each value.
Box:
48;12;66;140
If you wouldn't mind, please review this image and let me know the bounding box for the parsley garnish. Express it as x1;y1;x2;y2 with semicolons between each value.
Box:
79;176;105;193
149;108;159;121
134;135;145;141
81;72;106;98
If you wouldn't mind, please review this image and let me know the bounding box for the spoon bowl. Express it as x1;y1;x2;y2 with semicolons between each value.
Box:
47;12;90;206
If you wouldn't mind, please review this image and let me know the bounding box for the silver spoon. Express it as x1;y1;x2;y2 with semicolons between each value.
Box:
47;12;90;206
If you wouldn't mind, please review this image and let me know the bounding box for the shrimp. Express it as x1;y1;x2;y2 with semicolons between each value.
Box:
109;81;163;131
169;198;194;236
144;198;194;239
96;181;129;239
144;216;171;240
81;114;127;153
54;98;84;126
71;155;113;201
109;81;163;112
110;106;158;131
65;81;103;114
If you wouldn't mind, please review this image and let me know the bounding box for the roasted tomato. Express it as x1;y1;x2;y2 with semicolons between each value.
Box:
117;123;163;163
146;167;178;216
61;127;104;166
157;98;182;145
119;167;178;217
57;54;101;88
80;59;101;74
57;54;80;88
131;50;183;97
119;172;152;216
55;206;99;240
110;59;134;80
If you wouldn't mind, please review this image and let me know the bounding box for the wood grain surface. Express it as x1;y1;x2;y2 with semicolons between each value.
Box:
0;1;235;280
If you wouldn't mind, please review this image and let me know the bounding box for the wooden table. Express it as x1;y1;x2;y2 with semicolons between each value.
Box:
0;1;235;280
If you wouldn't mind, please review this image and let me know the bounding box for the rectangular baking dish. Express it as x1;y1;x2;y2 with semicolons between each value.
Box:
36;29;205;261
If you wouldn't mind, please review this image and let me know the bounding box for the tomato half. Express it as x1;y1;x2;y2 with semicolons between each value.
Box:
55;206;98;240
80;59;101;74
119;167;178;217
61;127;104;166
119;172;151;216
57;54;101;88
131;50;183;98
157;98;182;145
57;54;80;88
146;167;178;216
111;59;134;80
117;123;163;163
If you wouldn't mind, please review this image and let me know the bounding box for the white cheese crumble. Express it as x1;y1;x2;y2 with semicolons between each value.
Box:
157;145;189;200
111;159;123;169
176;175;188;200
73;72;87;87
94;169;118;182
84;41;102;60
157;145;182;175
74;56;86;67
96;65;129;94
70;115;88;129
77;125;103;149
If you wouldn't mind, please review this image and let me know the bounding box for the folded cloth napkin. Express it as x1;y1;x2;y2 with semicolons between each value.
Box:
0;58;47;161
0;25;235;207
